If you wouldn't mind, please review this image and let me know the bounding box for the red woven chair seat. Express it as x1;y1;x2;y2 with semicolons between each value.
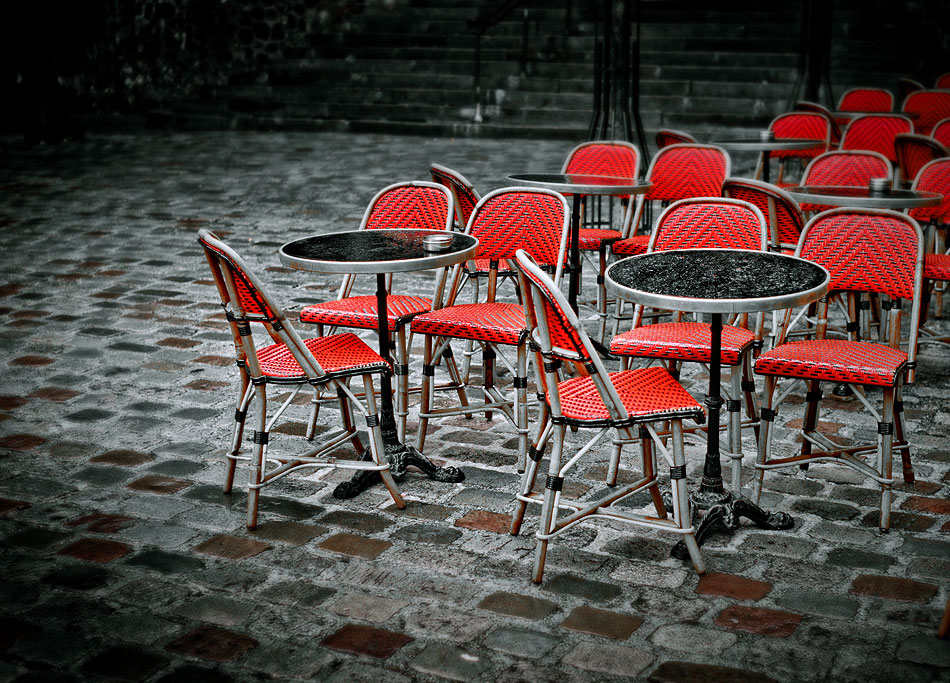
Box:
257;333;390;382
411;302;527;345
610;322;755;365
467;258;514;274
754;339;908;387
611;235;650;256
553;366;704;426
924;252;950;281
578;227;622;250
300;295;430;331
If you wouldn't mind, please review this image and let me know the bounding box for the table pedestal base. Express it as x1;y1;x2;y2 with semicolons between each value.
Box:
333;442;464;500
669;489;794;560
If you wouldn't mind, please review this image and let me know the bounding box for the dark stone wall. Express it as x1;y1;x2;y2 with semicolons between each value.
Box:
0;0;372;138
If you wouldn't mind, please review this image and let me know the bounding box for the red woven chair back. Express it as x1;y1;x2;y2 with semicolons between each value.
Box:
937;73;950;89
840;114;913;162
902;90;950;135
802;151;893;187
199;230;276;322
644;144;730;202
430;163;480;228
838;88;895;113
649;198;767;253
722;177;805;250
895;133;949;185
562;140;640;179
363;182;453;232
932;118;950;148
909;158;950;226
468;188;569;268
768;112;831;160
655;128;696;149
794;101;842;144
798;210;920;301
516;250;595;364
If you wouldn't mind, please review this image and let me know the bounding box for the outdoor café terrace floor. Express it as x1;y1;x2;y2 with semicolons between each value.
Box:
0;130;948;682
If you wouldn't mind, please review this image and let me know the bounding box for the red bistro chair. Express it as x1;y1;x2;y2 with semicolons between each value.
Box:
297;181;456;441
838;87;895;114
430;163;515;382
794;101;843;146
411;188;570;472
909;157;950;333
799;150;893;213
560;140;641;341
931;117;950;148
839;114;914;164
655;128;697;148
757;112;832;186
609;144;730;335
895;133;949;187
198;229;405;528
609;198;768;491
753;209;924;531
722;177;806;253
902;89;950;136
510;249;706;583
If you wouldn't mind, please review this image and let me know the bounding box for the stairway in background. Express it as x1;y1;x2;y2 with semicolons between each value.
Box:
160;0;941;144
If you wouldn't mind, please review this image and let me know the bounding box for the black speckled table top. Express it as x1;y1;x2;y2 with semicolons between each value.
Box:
279;229;478;274
606;249;829;314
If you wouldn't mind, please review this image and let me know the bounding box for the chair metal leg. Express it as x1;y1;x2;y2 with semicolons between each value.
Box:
670;420;705;574
515;344;529;473
532;423;565;584
226;381;253;493
753;375;778;504
416;334;436;452
878;387;895;532
510;415;552;536
246;387;266;530
361;373;405;509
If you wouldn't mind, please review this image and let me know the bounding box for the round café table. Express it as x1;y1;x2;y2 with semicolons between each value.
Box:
606;248;830;554
280;229;479;498
710;137;825;184
785;185;942;210
506;173;652;313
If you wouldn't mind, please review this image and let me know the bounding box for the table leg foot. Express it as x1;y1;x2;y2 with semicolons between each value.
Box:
332;443;465;500
389;445;465;483
670;493;794;560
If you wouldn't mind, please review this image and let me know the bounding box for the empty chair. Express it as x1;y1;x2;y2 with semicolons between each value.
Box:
297;181;456;440
840;114;914;163
753;209;924;531
799;150;893;213
837;87;895;114
430;163;512;381
902;89;950;135
609;198;768;491
611;144;730;260
895;133;949;186
932;117;950;148
510;248;706;583
794;101;842;146
722;177;806;253
757;112;832;185
908;158;950;332
655;128;697;148
560;140;641;340
198;229;404;528
411;188;570;472
610;144;730;335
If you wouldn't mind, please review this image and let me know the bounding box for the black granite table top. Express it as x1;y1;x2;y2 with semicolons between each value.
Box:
279;229;478;274
785;185;942;209
606;248;829;314
507;173;651;195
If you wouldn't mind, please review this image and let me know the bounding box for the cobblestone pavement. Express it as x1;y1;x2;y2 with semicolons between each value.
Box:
0;131;948;682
